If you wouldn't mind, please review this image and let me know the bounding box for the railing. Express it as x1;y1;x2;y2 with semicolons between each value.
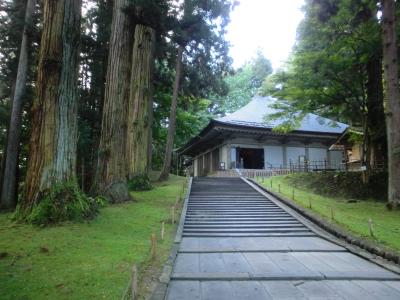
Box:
289;160;346;172
239;168;292;178
205;159;385;178
211;168;292;178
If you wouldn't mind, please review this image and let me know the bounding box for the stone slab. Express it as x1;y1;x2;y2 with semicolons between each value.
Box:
166;280;400;300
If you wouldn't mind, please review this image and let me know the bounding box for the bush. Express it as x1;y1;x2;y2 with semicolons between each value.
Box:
127;174;152;191
16;181;105;225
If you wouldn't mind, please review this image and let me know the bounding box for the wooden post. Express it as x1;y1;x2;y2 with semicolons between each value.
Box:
278;184;281;193
368;218;375;237
151;233;157;260
161;221;165;240
309;198;312;209
171;206;175;224
292;189;295;200
330;207;334;220
131;264;138;300
270;180;272;189
175;196;179;208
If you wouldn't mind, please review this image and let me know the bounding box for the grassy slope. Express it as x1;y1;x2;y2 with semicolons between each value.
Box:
256;175;400;252
0;174;185;300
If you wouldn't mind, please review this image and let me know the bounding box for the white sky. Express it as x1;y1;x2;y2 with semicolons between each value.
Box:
226;0;305;70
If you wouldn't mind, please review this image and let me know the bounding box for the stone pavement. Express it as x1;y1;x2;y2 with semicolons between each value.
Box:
165;177;400;299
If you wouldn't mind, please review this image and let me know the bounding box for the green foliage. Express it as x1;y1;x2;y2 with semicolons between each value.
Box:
260;0;381;130
259;0;388;168
1;0;235;207
217;51;272;113
128;174;153;191
126;0;170;30
348;129;363;144
150;0;235;171
16;181;105;225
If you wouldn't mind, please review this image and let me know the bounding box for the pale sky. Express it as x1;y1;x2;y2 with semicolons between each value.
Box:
226;0;305;70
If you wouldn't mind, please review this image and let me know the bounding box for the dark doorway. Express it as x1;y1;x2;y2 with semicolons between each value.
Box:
237;148;264;169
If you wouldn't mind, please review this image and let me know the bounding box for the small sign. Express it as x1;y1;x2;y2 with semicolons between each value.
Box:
360;166;367;171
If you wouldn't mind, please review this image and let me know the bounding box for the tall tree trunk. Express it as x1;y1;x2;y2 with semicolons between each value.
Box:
126;24;155;179
382;0;400;208
159;45;184;181
147;90;154;170
360;112;371;183
0;0;28;204
0;0;36;210
78;0;112;191
94;0;133;202
366;54;386;169
21;0;81;210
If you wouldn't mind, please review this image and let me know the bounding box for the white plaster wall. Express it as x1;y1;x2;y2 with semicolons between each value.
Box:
286;146;306;165
308;148;328;162
264;145;284;169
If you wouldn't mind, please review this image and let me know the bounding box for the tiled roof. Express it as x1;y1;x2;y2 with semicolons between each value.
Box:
215;96;348;134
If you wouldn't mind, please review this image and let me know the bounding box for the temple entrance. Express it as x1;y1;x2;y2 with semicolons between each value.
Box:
237;148;264;169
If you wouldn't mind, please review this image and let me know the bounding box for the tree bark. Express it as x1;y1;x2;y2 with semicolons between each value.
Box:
94;0;133;202
147;89;154;170
22;0;81;210
0;0;36;210
126;24;155;179
159;45;184;181
382;0;400;208
366;53;386;169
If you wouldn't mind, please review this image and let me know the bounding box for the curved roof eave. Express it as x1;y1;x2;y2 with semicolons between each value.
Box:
178;96;349;156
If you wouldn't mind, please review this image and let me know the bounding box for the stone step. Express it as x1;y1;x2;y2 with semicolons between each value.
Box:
185;220;301;224
182;232;316;237
183;228;311;233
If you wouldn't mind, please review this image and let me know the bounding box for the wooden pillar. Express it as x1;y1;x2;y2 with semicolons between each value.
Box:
282;145;287;168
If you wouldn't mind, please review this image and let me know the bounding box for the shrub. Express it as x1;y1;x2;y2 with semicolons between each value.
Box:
16;181;105;225
127;174;152;191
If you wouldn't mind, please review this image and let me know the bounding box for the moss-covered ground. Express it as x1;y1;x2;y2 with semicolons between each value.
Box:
0;173;186;299
256;175;400;253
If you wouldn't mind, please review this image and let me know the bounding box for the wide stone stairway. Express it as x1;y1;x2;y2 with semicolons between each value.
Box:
166;177;400;299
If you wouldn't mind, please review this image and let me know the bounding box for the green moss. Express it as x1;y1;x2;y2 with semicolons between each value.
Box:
128;174;152;191
16;181;104;225
0;173;185;299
